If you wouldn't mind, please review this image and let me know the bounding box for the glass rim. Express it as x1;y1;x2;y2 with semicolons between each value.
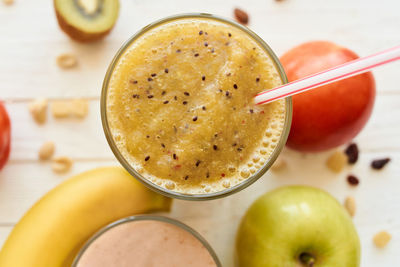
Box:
101;13;292;200
71;215;222;267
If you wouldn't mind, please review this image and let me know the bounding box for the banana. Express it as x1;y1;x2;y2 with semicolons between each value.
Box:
0;166;172;267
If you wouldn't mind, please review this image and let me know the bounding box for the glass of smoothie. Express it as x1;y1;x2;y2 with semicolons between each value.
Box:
72;215;221;267
101;13;292;200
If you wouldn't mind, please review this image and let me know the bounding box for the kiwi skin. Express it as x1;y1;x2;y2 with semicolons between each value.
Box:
54;0;119;43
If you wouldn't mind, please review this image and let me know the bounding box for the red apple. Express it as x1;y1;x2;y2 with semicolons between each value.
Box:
0;102;11;170
280;41;376;152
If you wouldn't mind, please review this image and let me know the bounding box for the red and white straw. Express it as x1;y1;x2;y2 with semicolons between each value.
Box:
255;45;400;105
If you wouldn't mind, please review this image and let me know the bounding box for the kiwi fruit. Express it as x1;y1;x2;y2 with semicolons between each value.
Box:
54;0;120;42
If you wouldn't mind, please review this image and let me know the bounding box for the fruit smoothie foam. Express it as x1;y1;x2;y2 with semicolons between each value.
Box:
106;17;286;194
76;220;217;267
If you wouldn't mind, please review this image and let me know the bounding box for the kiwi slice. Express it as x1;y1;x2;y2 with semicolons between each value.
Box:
54;0;119;42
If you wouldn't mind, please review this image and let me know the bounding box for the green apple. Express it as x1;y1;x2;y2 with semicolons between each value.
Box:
236;186;360;267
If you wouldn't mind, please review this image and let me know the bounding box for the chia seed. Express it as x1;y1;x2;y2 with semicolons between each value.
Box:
145;156;150;161
184;92;190;96
194;53;199;57
202;76;206;81
165;68;169;73
196;160;201;167
256;77;260;82
193;116;198;121
147;95;154;99
147;78;153;82
163;100;169;104
161;91;166;95
213;145;218;150
199;30;203;35
151;73;157;77
183;101;188;105
233;84;238;89
202;106;206;110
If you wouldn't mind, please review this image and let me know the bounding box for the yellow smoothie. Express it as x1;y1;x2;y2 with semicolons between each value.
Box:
106;17;286;194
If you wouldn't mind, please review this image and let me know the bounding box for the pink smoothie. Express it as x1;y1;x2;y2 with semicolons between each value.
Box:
76;220;217;267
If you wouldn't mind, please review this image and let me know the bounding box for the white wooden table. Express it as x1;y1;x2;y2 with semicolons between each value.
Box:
1;0;399;266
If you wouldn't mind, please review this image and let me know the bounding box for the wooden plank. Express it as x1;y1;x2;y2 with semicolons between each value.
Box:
0;0;399;99
2;93;400;162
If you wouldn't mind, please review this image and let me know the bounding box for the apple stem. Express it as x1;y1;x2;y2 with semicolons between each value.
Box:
299;252;315;267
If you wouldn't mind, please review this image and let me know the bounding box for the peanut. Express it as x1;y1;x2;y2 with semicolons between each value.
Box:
373;231;391;248
38;141;55;160
28;98;48;124
52;156;73;173
326;151;347;173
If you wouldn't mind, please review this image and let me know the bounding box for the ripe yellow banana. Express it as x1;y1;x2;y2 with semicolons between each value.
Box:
0;166;172;267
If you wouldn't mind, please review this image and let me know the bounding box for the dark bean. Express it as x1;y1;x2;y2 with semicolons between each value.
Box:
199;30;203;35
194;53;199;57
234;8;249;24
344;143;359;164
184;92;190;96
196;160;201;167
213;145;218;150
371;158;391;170
151;73;157;77
163;100;169;104
147;95;154;99
183;101;188;105
347;175;359;186
193;116;198;121
147;78;153;82
145;156;150;161
165;68;169;73
202;76;206;81
233;84;238;89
